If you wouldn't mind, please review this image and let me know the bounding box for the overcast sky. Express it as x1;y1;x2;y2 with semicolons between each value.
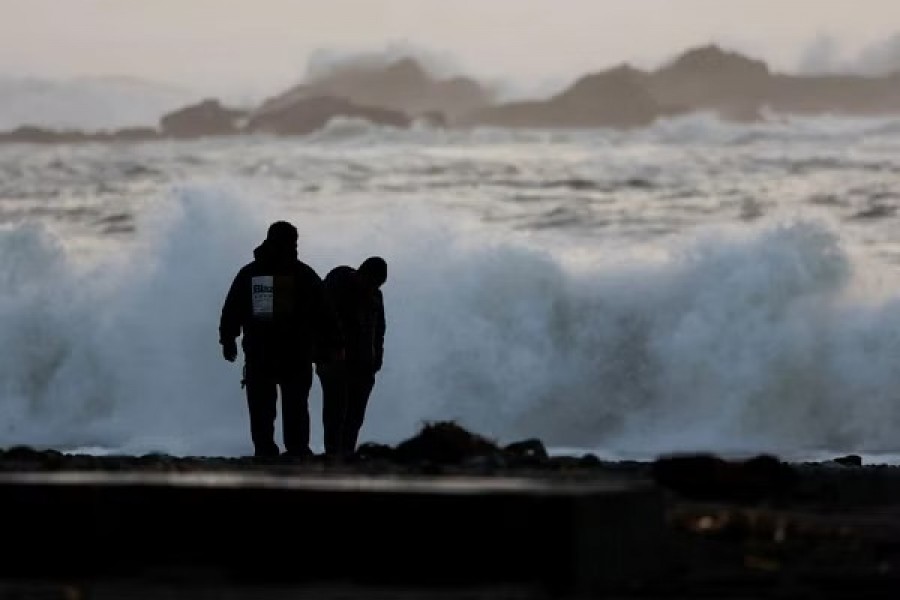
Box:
3;0;900;98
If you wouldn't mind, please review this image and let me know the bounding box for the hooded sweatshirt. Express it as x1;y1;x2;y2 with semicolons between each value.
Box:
323;265;385;372
219;240;341;366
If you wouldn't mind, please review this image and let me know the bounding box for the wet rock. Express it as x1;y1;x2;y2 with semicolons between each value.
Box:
244;95;410;135
646;44;770;122
0;125;160;143
394;421;498;464
462;65;662;129
160;98;244;138
0;126;93;143
257;57;492;121
0;446;65;469
107;126;159;141
503;439;549;464
355;442;396;461
579;454;602;467
833;455;863;467
651;453;798;503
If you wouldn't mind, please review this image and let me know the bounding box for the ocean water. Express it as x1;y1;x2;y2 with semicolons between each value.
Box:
2;113;900;462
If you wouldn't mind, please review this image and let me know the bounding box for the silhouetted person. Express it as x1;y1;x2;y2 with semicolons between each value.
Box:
318;256;387;456
219;221;341;458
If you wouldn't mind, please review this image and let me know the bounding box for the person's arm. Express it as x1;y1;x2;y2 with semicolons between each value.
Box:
219;269;245;361
373;289;385;372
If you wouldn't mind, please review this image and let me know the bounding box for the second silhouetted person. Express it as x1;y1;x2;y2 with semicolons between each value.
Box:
318;256;387;456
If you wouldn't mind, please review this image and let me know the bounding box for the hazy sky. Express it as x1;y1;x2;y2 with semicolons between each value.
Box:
3;0;900;98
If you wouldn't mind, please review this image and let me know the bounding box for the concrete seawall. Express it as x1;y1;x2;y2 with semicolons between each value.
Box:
0;471;663;596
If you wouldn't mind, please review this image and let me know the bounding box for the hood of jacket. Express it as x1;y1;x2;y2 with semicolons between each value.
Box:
253;239;297;266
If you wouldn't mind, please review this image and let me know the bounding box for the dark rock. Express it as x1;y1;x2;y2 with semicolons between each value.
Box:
646;44;771;121
546;455;590;470
107;126;159;141
462;43;900;130
651;453;798;503
504;438;549;463
579;454;602;467
648;44;900;120
2;445;44;460
0;125;159;143
65;455;100;470
0;126;92;143
768;72;900;116
0;446;65;470
833;454;863;467
462;65;662;129
244;95;410;135
160;98;244;138
257;57;492;122
394;421;498;464
355;442;395;461
461;452;507;470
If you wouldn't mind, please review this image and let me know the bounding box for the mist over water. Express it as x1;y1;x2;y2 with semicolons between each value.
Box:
798;32;900;76
2;115;900;460
0;76;194;131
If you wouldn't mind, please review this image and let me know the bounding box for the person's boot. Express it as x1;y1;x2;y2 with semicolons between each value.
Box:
254;442;280;459
282;447;314;460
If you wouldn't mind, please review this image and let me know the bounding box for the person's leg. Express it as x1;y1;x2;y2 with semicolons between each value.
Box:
342;368;376;454
280;362;313;456
319;362;348;456
244;364;279;457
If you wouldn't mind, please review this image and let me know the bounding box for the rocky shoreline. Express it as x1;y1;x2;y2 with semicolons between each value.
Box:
0;421;895;505
0;422;898;597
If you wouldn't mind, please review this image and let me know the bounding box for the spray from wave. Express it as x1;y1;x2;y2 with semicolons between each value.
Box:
2;184;900;458
798;31;900;76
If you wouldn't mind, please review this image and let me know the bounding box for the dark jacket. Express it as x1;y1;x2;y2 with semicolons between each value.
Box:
323;265;385;372
219;241;341;365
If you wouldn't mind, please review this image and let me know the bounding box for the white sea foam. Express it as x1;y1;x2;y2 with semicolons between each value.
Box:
1;115;900;459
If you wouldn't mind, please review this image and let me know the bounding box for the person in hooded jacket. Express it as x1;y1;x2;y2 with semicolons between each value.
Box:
318;256;387;456
219;221;342;457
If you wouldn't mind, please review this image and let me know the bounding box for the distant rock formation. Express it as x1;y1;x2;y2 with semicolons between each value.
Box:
257;57;492;122
159;98;245;138
4;44;900;143
0;125;159;143
646;44;900;121
460;65;664;128
244;95;410;135
768;72;900;115
645;45;771;122
462;44;900;128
